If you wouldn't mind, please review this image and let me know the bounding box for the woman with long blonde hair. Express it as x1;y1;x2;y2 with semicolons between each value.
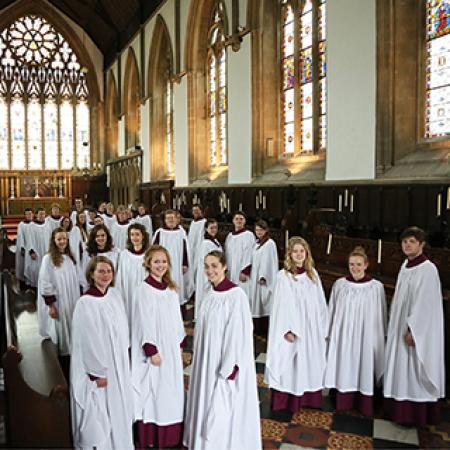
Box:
265;236;328;412
131;245;185;448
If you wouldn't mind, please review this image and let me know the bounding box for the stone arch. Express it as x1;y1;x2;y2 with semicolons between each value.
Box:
123;47;141;150
106;71;118;162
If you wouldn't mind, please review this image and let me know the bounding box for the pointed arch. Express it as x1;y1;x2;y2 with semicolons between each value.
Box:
148;15;174;181
123;47;141;150
106;71;118;162
184;0;230;181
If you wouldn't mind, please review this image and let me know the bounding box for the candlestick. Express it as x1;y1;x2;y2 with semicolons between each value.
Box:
173;198;176;209
262;195;266;210
326;233;332;255
239;202;242;211
285;230;289;251
344;189;348;207
437;193;442;217
350;194;354;213
447;187;450;209
377;239;382;264
338;194;342;212
227;198;230;212
219;196;224;213
256;196;259;209
259;190;263;203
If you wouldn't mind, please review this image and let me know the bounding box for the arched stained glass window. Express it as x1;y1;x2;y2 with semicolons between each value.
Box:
281;0;326;156
426;0;450;138
0;14;90;170
207;1;228;167
166;76;174;174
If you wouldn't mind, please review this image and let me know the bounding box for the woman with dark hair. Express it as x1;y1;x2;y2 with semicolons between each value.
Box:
265;236;328;413
131;245;185;449
248;219;279;318
37;227;81;363
184;251;261;450
116;223;150;328
71;256;133;450
194;218;222;319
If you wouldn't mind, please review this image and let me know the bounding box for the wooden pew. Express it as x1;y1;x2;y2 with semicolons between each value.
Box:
0;228;15;271
1;270;72;448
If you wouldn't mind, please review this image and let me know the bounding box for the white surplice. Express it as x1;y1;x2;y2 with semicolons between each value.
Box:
70;209;89;226
45;215;63;232
224;230;256;297
116;249;148;329
37;254;81;356
111;222;130;251
187;218;206;293
80;248;120;287
324;277;387;395
24;221;51;287
248;238;279;318
69;226;84;264
131;280;185;425
194;237;222;319
70;287;134;450
183;284;262;450
103;214;117;231
15;220;31;282
132;214;153;240
265;269;328;395
384;259;445;402
153;227;188;304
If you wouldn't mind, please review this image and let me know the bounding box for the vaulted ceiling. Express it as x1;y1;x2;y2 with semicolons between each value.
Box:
0;0;165;67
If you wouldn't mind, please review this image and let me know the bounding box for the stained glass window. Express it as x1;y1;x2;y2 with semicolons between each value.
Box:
166;76;174;174
0;14;90;170
426;0;450;138
281;0;327;155
207;1;228;167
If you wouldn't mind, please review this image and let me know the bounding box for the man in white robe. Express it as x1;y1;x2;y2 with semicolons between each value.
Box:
15;208;33;286
70;198;89;225
110;207;130;250
384;226;445;426
45;203;63;232
132;204;153;239
71;285;133;450
187;205;206;291
24;209;51;288
224;212;256;297
153;210;189;305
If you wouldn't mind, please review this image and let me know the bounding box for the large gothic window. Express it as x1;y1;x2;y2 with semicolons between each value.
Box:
0;15;90;170
166;75;174;174
281;0;326;156
425;0;450;138
207;1;228;167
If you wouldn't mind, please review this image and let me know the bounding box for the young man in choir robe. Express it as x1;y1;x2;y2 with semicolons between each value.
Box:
86;207;98;234
45;203;63;232
133;203;153;239
224;211;256;297
97;201;107;219
110;205;130;250
153;210;189;305
187;204;206;299
15;208;33;288
24;208;51;288
70;197;88;225
384;226;445;426
103;202;117;230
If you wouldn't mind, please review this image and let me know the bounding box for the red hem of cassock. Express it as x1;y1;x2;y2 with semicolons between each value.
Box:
336;391;373;416
136;420;183;449
383;398;441;427
271;388;322;412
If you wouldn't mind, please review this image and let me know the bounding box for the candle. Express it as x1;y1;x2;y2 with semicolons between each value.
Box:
350;194;354;213
377;239;382;264
259;190;263;202
227;199;230;212
239;202;242;211
338;194;342;212
256;196;259;209
220;197;224;213
326;233;332;255
285;230;289;251
262;195;266;210
437;193;442;217
344;189;349;207
447;187;450;210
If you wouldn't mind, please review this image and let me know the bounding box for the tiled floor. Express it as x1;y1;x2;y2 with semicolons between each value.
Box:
181;303;450;450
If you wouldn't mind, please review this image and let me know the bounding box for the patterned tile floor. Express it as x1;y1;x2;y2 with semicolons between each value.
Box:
182;302;450;449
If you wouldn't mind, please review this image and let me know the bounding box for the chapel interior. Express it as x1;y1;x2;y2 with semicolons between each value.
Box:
0;0;449;448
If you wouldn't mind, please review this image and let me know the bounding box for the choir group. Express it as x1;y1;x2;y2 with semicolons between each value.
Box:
13;200;445;450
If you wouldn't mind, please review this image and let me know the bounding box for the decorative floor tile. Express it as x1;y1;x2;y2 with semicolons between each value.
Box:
280;443;315;450
292;410;333;430
327;431;373;449
257;373;268;388
284;424;329;448
419;427;450;448
256;352;267;364
261;419;289;442
331;413;373;437
373;419;419;445
256;362;266;374
263;438;282;449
